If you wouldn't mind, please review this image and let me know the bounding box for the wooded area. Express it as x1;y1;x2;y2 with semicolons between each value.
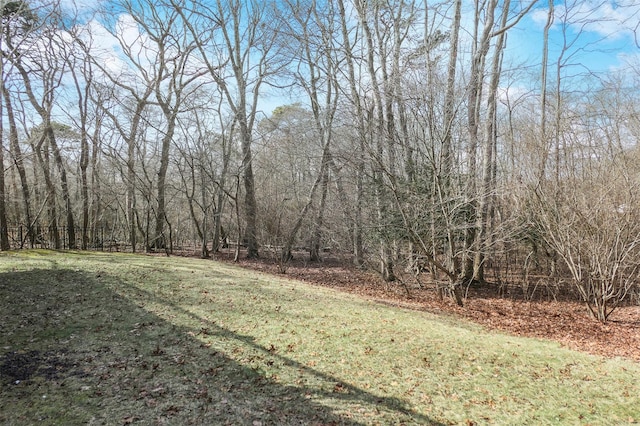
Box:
2;0;640;322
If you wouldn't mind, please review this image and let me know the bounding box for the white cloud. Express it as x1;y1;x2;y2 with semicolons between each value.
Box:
77;19;127;75
531;8;552;28
534;0;640;42
497;85;533;105
611;51;640;77
114;14;149;54
75;14;157;86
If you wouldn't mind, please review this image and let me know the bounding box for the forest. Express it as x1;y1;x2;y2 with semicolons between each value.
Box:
2;0;640;322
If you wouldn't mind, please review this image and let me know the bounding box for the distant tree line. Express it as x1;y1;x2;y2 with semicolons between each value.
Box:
2;0;640;321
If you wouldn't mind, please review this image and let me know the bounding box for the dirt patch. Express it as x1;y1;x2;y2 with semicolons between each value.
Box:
0;350;79;384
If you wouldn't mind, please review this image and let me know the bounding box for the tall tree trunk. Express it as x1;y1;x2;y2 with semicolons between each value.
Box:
281;139;331;264
200;166;210;257
149;23;198;252
32;136;60;249
105;93;154;253
239;120;259;258
337;0;366;266
441;0;462;275
538;0;554;183
153;122;175;251
310;166;329;262
355;0;396;281
462;0;496;283
353;145;365;267
70;57;92;250
46;124;76;249
180;0;276;260
90;115;102;248
2;85;33;246
212;122;233;253
9;49;65;249
0;98;10;250
470;0;532;281
127;137;137;252
80;128;89;249
284;1;339;263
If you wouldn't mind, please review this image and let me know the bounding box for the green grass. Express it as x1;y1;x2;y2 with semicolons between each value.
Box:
0;250;638;425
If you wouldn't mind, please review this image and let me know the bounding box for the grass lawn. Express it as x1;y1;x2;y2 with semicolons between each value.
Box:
0;250;638;425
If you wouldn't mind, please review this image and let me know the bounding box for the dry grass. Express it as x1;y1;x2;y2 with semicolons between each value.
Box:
0;250;639;425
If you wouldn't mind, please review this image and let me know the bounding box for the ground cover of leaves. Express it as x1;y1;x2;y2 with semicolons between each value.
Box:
226;252;640;362
1;250;639;425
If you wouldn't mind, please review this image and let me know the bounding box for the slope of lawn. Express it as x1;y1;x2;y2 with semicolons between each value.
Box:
0;250;638;425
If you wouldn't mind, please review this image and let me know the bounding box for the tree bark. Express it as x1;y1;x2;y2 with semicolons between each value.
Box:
68;49;92;250
47;124;76;249
0;97;10;250
2;85;33;246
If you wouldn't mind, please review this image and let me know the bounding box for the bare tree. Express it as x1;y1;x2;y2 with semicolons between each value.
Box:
0;90;8;250
64;26;95;249
459;0;535;283
171;0;284;258
1;2;37;248
119;0;204;252
532;147;640;322
92;3;162;252
3;0;79;249
271;0;342;263
175;92;235;258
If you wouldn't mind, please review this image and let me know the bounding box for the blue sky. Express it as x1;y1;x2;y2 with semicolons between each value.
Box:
68;0;640;74
508;0;640;76
45;0;640;120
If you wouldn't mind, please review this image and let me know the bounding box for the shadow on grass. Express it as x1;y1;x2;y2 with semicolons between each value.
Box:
0;267;446;425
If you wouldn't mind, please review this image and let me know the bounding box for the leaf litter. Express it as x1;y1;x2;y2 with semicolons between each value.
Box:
228;253;640;362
